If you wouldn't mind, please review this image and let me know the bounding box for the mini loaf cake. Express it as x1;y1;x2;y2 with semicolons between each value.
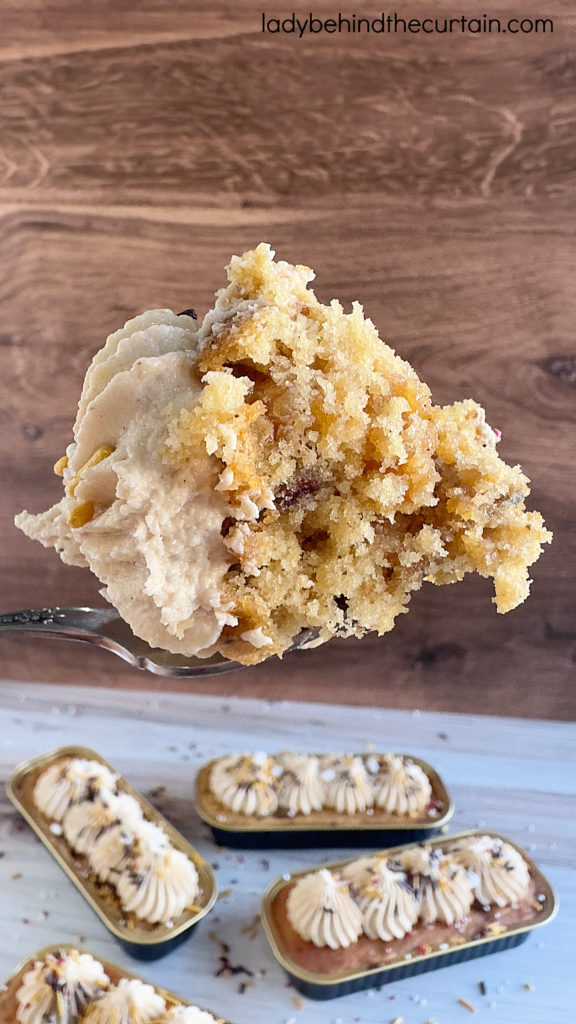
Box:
12;950;221;1024
270;836;546;976
31;757;200;928
202;751;439;826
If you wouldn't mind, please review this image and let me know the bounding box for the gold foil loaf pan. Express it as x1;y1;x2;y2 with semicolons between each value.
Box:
260;829;558;999
0;944;231;1024
7;746;218;960
194;750;453;848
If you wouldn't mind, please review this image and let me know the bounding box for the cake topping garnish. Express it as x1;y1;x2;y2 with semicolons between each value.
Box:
448;835;531;907
209;753;279;816
33;758;117;822
321;755;374;815
287;868;363;949
373;755;432;817
16;950;109;1024
82;979;166;1024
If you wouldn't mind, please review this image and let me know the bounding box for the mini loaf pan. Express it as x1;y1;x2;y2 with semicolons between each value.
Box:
7;746;218;960
0;943;231;1023
194;752;454;848
260;829;558;1000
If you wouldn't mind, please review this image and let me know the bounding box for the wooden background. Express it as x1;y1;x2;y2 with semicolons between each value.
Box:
1;1;575;719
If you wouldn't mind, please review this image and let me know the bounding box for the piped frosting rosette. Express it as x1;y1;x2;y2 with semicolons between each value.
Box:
448;834;530;907
82;980;166;1024
342;856;419;941
401;846;475;925
63;792;143;857
286;868;363;949
276;753;324;816
320;755;374;815
373;755;432;817
33;759;117;821
116;821;200;924
16;950;109;1024
209;752;279;816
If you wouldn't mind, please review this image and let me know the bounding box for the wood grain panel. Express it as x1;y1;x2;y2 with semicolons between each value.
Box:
0;1;574;717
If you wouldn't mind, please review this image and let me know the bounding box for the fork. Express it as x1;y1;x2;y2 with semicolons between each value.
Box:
0;607;315;677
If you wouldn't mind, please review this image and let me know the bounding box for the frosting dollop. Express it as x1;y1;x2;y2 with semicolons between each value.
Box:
449;835;531;907
373;755;432;817
276;753;324;816
83;980;165;1024
354;859;420;941
321;755;374;815
33;759;117;821
402;847;474;925
116;821;199;924
63;792;143;856
209;753;279;816
287;868;363;949
16;950;109;1024
164;1006;218;1024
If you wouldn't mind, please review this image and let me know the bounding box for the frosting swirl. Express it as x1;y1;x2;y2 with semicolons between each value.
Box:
373;755;431;817
276;753;324;816
63;792;143;857
321;755;374;815
16;950;109;1024
83;980;165;1024
116;821;199;924
402;847;474;925
33;758;117;821
287;868;363;949
164;1007;218;1024
209;753;279;816
355;859;420;941
449;835;530;907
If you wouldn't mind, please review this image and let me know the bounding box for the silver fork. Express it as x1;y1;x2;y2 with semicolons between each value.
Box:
0;607;316;677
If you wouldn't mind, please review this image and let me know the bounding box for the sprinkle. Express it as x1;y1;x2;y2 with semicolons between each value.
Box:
523;982;535;991
439;942;450;950
478;981;487;996
49;823;63;836
458;997;476;1012
484;922;505;936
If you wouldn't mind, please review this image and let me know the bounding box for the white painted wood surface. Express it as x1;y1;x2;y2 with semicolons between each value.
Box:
0;681;573;1024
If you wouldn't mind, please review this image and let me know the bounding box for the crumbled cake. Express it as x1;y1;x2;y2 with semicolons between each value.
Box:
168;245;551;663
16;244;551;665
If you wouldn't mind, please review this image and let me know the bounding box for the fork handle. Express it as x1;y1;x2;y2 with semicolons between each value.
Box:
0;607;115;638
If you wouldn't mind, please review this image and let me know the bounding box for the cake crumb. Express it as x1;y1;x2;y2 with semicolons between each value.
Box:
523;982;535;991
291;996;304;1010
